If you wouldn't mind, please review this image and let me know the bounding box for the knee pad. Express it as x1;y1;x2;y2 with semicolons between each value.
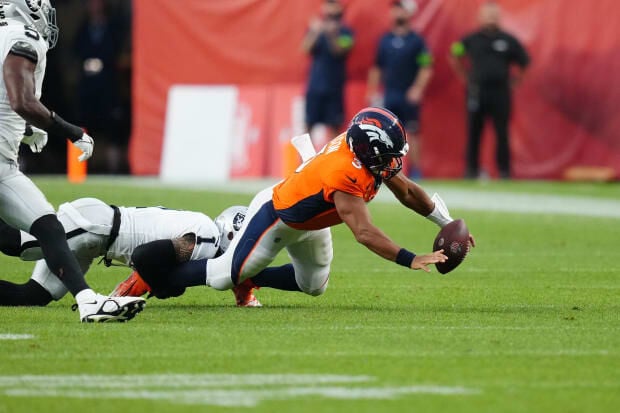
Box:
297;273;329;297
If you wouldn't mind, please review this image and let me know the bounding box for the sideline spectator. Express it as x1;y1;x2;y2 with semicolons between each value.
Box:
449;1;529;179
74;0;131;173
367;0;432;179
302;0;354;140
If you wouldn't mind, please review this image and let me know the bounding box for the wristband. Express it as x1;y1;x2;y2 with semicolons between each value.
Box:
48;111;83;142
396;248;416;268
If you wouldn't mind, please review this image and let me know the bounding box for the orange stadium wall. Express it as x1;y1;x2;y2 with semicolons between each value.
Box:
130;0;620;179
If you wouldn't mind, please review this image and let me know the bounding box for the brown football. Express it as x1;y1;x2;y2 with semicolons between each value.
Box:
432;219;470;274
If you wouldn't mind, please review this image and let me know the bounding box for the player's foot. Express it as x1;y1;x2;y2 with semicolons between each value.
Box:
232;279;262;307
73;294;146;323
110;271;151;297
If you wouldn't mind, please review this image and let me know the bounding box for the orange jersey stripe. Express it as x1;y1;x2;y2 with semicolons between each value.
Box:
272;134;380;230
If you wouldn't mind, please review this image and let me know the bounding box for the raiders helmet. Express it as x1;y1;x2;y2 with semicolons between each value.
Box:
214;205;248;254
1;0;59;48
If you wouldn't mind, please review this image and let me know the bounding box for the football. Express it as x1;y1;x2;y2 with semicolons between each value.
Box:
432;219;470;274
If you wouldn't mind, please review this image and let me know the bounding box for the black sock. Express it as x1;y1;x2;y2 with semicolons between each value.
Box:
252;264;302;292
29;214;89;296
169;259;208;288
0;279;53;306
0;218;22;257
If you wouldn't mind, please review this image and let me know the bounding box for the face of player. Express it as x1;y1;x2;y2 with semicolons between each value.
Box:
479;2;501;30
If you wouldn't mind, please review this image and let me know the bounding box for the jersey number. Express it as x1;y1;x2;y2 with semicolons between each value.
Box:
24;26;39;41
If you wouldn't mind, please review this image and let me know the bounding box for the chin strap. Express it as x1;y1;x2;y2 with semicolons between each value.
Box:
426;193;453;228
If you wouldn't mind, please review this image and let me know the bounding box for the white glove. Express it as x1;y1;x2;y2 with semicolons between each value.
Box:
22;125;48;153
72;133;94;162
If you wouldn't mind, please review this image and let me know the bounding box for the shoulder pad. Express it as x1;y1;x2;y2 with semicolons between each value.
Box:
9;41;38;64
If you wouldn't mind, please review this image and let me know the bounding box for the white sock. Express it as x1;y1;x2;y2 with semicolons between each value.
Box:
75;288;97;305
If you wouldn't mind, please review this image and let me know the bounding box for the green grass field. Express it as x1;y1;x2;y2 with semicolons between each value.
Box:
0;177;618;413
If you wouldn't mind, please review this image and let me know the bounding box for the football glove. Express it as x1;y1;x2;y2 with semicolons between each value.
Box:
72;133;94;162
22;125;48;153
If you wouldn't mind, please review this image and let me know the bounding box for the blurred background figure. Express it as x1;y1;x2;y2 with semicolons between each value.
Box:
301;0;354;143
73;0;131;174
367;0;432;179
449;1;529;180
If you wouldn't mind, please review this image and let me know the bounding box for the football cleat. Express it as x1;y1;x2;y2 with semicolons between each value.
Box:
232;279;262;307
73;294;146;323
110;271;152;297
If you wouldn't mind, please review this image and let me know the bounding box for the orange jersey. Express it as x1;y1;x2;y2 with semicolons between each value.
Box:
272;134;381;230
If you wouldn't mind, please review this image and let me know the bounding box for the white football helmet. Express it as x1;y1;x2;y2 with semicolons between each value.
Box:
214;206;248;254
1;0;59;48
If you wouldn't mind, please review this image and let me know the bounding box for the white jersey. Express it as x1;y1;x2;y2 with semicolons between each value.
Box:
0;20;48;162
108;205;221;265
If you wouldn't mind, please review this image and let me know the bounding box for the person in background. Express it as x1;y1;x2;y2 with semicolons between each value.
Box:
74;0;130;174
367;0;432;179
449;1;529;179
301;0;354;141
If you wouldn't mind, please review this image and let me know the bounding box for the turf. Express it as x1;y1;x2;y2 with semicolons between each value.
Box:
0;178;618;413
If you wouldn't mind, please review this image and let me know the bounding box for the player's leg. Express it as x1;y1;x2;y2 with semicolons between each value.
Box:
0;218;22;257
0;277;53;306
465;86;485;178
490;90;512;179
0;247;94;307
286;228;333;296
250;227;332;297
206;187;293;291
0;167;90;296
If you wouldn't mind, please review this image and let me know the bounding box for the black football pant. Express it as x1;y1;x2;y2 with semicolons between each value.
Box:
465;86;512;178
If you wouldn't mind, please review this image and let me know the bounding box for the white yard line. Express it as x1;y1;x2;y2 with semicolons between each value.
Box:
0;373;478;406
0;334;34;340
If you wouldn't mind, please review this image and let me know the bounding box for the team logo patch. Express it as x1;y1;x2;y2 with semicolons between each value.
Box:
232;212;245;231
359;124;394;149
25;0;42;12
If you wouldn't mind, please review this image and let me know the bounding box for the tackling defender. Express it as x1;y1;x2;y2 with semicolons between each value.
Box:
128;107;475;305
0;0;145;321
0;197;247;307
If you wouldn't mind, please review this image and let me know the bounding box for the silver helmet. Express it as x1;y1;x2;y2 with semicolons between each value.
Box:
214;206;248;253
1;0;59;48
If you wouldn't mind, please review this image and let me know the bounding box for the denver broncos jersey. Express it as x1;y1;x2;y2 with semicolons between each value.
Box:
0;20;48;161
273;134;381;230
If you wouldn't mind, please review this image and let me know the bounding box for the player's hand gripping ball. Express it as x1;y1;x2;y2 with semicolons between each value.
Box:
433;219;471;274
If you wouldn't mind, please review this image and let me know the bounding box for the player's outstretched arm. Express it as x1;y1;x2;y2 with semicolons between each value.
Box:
3;53;93;161
385;173;476;246
333;191;446;271
384;172;435;216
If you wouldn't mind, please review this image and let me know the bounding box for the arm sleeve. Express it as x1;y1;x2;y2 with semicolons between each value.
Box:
417;38;433;67
8;41;38;64
337;27;354;51
511;36;530;67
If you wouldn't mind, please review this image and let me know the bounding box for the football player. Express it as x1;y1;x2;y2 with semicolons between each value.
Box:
129;107;475;306
0;197;247;307
0;0;146;321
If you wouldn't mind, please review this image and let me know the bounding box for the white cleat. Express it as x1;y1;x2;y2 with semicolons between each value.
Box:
73;294;146;323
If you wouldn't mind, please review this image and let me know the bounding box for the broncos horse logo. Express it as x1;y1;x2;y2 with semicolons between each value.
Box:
358;124;394;149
